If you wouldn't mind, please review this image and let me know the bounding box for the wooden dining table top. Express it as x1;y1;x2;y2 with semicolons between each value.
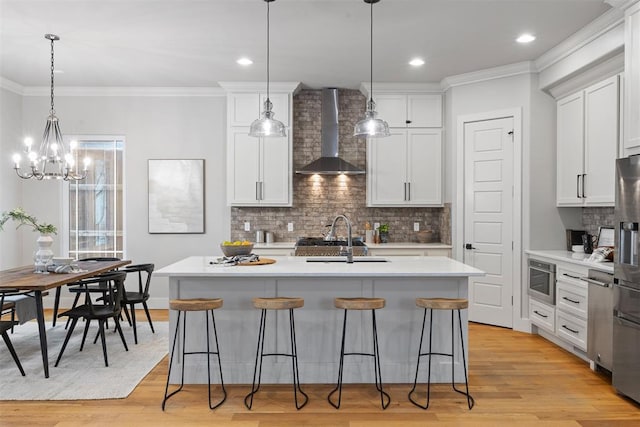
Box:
0;260;131;291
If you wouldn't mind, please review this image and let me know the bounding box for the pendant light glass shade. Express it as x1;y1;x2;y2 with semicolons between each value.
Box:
13;34;90;181
249;99;286;137
249;0;286;138
354;99;390;137
354;0;389;138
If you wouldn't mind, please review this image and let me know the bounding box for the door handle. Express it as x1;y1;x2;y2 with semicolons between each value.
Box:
465;243;476;250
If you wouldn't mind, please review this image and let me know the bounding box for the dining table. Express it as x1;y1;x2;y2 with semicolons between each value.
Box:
0;259;130;378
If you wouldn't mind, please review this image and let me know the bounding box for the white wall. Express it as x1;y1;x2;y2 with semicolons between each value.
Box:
0;87;24;269
19;93;230;307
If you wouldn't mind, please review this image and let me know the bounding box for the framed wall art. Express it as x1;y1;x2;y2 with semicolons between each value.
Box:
148;159;205;234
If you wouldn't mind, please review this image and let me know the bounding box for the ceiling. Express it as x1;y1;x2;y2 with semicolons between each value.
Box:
0;0;611;89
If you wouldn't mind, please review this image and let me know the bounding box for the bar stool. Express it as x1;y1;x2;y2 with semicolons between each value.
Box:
244;297;308;410
327;297;390;410
408;298;474;410
162;298;226;411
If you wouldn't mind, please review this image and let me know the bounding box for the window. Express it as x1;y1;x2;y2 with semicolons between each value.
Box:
64;136;124;260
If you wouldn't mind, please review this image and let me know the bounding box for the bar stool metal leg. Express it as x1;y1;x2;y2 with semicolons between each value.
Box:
327;308;349;409
244;308;267;410
162;309;226;411
289;308;309;409
451;309;474;409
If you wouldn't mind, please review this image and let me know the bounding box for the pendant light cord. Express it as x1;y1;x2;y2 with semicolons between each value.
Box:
50;37;55;114
369;0;373;105
266;0;270;101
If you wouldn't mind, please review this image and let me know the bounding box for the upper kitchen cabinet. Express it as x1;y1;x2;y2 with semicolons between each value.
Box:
220;82;300;207
374;93;442;128
367;128;443;206
624;3;640;157
556;75;620;207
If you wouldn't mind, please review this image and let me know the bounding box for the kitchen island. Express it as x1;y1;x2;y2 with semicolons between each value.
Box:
156;256;484;384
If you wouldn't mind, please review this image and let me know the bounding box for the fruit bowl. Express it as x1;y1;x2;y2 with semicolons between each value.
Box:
220;243;254;257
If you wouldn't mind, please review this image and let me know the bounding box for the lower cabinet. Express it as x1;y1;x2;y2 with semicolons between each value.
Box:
556;310;588;351
529;298;556;334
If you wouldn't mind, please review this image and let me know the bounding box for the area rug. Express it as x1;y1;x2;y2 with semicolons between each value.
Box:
0;321;168;400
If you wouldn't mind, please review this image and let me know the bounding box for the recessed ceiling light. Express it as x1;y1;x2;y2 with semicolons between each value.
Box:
409;58;425;67
516;33;536;44
237;57;253;66
53;69;64;74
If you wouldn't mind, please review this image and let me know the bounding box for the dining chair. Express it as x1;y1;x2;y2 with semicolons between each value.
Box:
1;289;26;376
120;263;155;344
55;270;129;367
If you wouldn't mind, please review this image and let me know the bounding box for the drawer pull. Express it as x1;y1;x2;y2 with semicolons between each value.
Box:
562;296;580;304
562;273;581;280
533;310;548;319
561;324;579;334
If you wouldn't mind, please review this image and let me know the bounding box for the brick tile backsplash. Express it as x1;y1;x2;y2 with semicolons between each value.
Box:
230;89;450;244
581;207;614;237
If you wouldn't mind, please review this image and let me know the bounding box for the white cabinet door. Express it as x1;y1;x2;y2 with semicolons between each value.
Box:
261;135;290;205
624;3;640;157
373;94;407;127
229;93;260;127
556;92;585;206
374;94;442;128
407;94;442;127
407;129;442;205
228;129;261;204
584;75;618;206
367;130;407;205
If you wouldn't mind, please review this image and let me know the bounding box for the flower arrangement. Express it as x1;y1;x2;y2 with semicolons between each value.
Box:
0;207;57;235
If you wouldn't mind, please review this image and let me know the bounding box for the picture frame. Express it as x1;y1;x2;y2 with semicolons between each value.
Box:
596;226;614;248
148;159;205;234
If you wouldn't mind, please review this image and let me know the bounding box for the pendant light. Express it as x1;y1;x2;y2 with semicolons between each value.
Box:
13;34;90;180
249;0;286;138
354;0;390;138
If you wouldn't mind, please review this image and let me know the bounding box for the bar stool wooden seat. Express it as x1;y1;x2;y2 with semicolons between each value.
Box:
408;297;474;410
162;298;226;411
328;297;390;410
244;297;308;410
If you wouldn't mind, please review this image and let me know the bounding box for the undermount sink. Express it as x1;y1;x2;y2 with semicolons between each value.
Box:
305;256;389;263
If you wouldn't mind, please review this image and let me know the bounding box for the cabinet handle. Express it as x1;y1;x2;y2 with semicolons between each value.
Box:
404;182;408;201
561;324;579;334
562;296;580;304
533;310;548;319
407;182;411;201
406;120;412;124
256;182;260;200
582;174;586;198
576;175;581;198
260;182;264;201
562;273;581;280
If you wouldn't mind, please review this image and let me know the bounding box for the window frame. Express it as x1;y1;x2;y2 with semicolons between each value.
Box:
61;134;126;260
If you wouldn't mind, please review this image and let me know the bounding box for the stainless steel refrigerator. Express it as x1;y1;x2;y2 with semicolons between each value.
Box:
613;155;640;404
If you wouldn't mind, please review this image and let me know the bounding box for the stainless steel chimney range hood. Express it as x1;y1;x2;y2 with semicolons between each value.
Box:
296;88;365;175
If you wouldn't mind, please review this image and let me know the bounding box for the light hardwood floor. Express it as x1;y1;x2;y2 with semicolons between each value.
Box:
1;309;639;426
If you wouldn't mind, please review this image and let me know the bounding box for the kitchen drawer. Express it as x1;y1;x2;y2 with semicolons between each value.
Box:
556;310;588;351
556;264;588;287
529;298;555;334
557;278;588;320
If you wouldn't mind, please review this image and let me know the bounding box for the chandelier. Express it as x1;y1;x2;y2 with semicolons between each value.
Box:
354;0;390;138
248;0;286;138
13;34;89;181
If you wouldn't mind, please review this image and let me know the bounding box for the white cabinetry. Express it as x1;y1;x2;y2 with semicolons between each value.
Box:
367;129;442;206
222;83;299;206
529;298;556;334
374;93;442;128
624;2;640;157
556;75;619;207
555;265;589;351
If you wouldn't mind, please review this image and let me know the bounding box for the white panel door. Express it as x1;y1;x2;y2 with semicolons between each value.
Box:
228;129;261;205
584;75;619;206
260;135;291;205
407;129;442;205
464;117;514;328
367;130;408;205
556;92;585;206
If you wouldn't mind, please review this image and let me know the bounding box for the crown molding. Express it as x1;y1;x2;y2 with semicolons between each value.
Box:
359;82;442;97
0;77;24;95
440;61;536;91
535;7;624;72
20;86;226;97
218;81;301;94
546;52;623;99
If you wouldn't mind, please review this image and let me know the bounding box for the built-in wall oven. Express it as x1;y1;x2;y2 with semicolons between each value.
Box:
528;259;556;305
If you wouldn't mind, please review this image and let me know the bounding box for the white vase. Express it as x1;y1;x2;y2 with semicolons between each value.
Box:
34;234;54;273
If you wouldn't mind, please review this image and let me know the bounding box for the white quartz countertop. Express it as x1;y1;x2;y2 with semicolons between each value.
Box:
253;242;452;249
156;255;484;278
525;250;613;273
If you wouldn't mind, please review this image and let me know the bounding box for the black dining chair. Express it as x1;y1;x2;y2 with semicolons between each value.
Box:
55;270;129;367
52;257;121;327
120;263;155;344
1;289;26;376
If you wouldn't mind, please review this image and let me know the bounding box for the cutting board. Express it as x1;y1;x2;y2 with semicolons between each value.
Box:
238;257;276;266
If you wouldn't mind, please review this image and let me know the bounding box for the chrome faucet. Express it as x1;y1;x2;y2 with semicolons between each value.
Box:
326;214;353;263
